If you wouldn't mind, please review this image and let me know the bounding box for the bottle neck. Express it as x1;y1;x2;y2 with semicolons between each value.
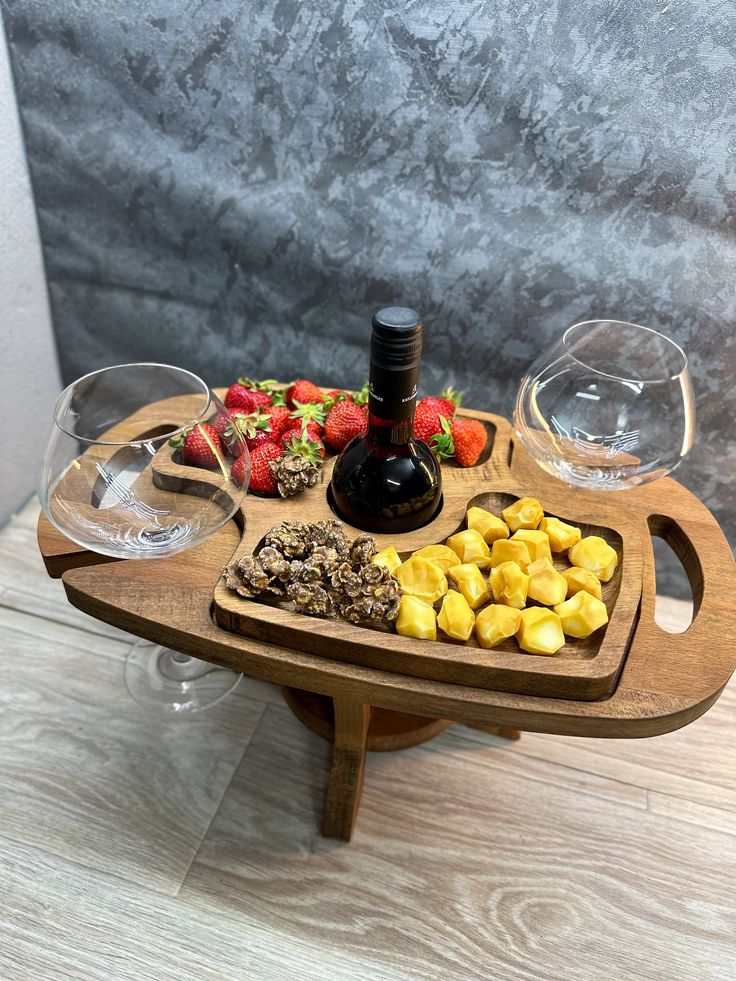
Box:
367;361;418;447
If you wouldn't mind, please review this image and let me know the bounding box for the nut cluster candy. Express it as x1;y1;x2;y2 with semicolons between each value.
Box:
224;520;402;626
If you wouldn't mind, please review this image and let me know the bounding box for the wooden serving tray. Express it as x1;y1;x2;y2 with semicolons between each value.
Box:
210;409;643;701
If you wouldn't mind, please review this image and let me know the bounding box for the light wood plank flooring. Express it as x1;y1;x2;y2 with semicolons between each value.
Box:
0;499;734;980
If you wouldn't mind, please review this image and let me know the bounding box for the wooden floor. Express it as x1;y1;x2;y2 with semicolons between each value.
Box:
0;501;734;980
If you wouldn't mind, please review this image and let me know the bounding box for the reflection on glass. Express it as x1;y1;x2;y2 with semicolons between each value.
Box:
514;320;695;491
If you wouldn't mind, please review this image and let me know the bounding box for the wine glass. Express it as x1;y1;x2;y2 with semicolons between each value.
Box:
514;320;695;490
40;363;250;714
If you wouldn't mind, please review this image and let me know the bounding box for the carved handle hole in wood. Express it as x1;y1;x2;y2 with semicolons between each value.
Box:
647;514;699;632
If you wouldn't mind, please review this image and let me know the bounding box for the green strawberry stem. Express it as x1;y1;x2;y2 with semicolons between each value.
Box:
290;400;327;426
429;415;454;460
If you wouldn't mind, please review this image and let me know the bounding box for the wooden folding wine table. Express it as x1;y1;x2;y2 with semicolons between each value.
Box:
38;401;736;840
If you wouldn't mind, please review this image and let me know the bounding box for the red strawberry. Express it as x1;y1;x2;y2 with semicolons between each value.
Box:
324;399;367;451
170;423;224;469
224;383;256;413
239;385;272;411
286;379;324;408
432;417;487;467
288;400;327;436
282;428;325;460
249;442;284;496
450;418;486;467
232;410;276;450
212;408;249;456
414;398;449;444
325;389;351;404
432;387;462;418
231;453;250;488
264;404;291;439
282;418;323;441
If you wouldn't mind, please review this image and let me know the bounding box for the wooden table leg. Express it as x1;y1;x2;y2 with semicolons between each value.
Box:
322;698;372;841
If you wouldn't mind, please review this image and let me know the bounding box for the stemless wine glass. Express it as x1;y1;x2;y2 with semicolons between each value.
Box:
40;363;250;714
514;320;695;490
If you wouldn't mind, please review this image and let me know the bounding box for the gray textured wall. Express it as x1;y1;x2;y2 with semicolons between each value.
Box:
2;0;735;595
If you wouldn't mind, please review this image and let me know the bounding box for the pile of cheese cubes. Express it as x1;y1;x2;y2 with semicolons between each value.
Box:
371;497;618;655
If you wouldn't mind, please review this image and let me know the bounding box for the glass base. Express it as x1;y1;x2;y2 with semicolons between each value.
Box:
124;639;241;715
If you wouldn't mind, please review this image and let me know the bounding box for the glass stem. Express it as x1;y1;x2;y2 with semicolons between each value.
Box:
157;651;213;682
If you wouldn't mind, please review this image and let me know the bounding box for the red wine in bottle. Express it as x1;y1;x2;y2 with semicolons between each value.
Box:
330;306;441;533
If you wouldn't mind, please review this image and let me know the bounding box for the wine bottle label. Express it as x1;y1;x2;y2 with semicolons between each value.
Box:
368;363;419;421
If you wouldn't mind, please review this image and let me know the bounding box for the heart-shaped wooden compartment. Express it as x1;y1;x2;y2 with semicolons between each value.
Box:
213;470;642;702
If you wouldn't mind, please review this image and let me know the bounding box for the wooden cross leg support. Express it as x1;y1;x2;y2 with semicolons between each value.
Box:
282;687;521;840
322;700;372;840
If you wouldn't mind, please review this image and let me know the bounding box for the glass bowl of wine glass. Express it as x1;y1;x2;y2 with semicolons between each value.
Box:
39;363;250;715
40;362;248;558
514;320;695;491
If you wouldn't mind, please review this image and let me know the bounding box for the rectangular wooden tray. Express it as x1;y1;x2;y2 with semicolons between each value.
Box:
208;411;643;701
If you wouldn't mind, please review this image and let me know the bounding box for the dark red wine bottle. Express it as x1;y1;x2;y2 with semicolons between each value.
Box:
330;306;441;533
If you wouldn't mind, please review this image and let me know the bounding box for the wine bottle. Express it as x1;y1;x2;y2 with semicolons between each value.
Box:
330;306;442;533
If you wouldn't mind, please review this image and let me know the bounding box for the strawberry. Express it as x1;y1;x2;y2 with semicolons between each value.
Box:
286;379;324;408
450;418;486;467
264;404;291;440
224;383;255;413
326;389;351;402
231;453;250;488
282;418;323;441
282;428;325;460
288;399;327;436
249;442;284;496
231;410;275;450
432;387;462;418
431;417;487;467
351;381;369;407
324;399;367;451
213;407;250;456
414;398;449;444
237;376;275;411
169;423;224;469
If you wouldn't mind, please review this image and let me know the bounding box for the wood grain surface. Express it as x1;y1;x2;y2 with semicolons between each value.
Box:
42;464;736;738
186;705;736;981
3;502;736;979
214;410;643;701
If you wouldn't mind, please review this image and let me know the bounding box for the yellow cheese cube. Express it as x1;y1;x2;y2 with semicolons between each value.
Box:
510;529;552;564
437;590;475;641
568;536;618;582
466;507;510;544
396;556;448;604
526;557;567;606
475;605;521;649
561;566;602;601
490;561;529;609
411;544;461;574
516;607;565;655
371;545;402;576
446;529;491;569
554;591;609;638
448;563;491;610
539;516;582;552
502;497;544;532
396;595;437;640
490;538;531;571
